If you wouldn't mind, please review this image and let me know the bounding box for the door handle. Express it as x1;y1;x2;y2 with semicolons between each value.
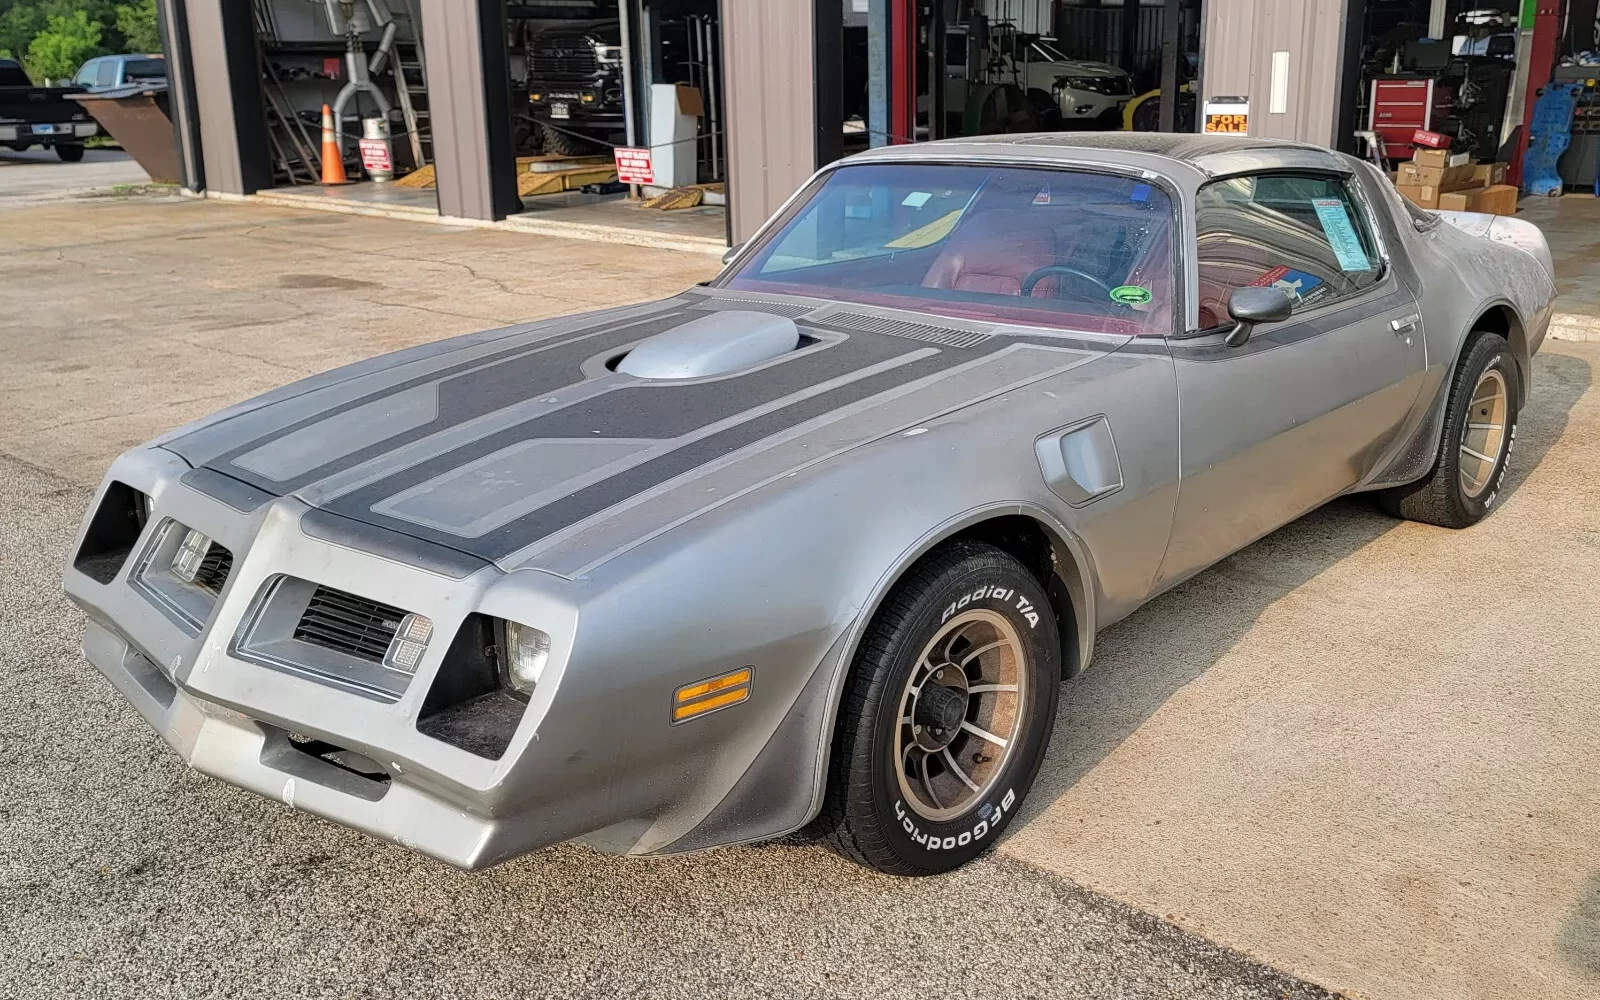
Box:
1390;313;1420;335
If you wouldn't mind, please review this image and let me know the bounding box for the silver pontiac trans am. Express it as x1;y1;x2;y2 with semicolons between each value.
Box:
64;135;1555;876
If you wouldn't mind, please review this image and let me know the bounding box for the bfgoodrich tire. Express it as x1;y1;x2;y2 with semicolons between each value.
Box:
1378;332;1521;528
817;541;1060;875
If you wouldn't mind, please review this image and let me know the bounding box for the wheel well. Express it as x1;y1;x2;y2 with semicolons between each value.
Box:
1471;305;1528;404
945;515;1085;678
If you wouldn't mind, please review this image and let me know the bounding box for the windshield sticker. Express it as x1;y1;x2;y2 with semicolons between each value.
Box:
1033;185;1052;205
1311;198;1373;272
1110;285;1153;306
1129;183;1152;203
901;191;932;208
1249;265;1324;300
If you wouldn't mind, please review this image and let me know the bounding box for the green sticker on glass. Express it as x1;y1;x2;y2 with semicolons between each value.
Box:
1110;285;1153;306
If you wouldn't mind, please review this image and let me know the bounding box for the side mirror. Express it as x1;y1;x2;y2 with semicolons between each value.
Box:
721;242;744;266
1223;286;1294;348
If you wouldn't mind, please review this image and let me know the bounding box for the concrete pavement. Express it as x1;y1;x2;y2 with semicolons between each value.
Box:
0;148;152;208
0;194;1331;999
3;191;1599;999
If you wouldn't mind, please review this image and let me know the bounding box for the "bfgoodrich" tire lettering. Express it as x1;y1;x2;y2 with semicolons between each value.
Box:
894;788;1017;850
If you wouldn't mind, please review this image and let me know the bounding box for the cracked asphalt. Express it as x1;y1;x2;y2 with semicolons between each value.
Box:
0;194;1338;999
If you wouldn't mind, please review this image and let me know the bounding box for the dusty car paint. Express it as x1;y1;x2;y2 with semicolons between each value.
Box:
63;135;1555;868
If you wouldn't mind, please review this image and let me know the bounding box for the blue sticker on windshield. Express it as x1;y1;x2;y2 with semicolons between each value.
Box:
1130;184;1152;203
1312;198;1372;273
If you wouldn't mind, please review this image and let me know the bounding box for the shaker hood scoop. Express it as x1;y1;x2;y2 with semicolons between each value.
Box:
616;310;802;379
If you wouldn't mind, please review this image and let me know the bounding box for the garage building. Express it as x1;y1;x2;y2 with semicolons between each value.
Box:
149;1;1576;246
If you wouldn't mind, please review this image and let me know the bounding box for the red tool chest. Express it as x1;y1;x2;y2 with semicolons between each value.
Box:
1369;76;1454;160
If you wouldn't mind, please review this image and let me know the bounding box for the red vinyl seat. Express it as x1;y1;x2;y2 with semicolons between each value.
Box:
922;212;1062;298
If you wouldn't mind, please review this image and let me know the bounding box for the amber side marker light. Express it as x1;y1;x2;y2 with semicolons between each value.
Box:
672;667;753;724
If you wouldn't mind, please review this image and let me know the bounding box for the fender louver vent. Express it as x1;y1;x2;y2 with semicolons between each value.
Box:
294;586;406;663
691;297;817;318
824;312;990;348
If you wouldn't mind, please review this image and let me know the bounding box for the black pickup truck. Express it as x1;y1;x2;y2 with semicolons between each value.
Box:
1;58;98;161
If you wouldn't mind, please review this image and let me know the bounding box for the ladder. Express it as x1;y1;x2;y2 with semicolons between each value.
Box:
393;0;430;168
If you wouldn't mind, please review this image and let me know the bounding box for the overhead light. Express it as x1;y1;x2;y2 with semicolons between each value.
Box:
503;621;551;693
383;613;433;674
171;529;212;583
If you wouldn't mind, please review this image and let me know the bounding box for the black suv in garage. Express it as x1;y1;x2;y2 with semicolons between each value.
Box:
525;19;625;155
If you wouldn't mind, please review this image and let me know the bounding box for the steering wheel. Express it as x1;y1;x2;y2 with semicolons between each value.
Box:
1019;265;1113;300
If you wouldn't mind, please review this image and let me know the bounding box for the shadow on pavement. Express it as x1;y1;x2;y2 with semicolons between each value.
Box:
1014;346;1593;829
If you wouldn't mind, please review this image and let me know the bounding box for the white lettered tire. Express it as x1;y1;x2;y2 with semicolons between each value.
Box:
817;541;1061;875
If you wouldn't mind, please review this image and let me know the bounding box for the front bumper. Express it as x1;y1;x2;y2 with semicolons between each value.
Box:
82;618;499;867
61;449;606;870
1057;91;1128;119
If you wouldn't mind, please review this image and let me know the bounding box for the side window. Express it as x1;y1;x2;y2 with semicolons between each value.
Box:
1194;173;1383;330
945;32;967;68
75;60;99;86
95;59;117;88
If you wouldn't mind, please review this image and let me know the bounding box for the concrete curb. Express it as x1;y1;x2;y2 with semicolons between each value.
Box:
212;188;727;257
1549;313;1600;343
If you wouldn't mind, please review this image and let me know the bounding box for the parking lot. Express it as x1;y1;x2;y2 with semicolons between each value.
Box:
3;190;1598;999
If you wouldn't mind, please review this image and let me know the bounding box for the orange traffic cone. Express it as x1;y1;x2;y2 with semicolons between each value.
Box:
319;104;348;185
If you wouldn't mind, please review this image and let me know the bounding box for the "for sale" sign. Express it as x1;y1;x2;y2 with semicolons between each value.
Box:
1203;98;1250;135
614;147;654;185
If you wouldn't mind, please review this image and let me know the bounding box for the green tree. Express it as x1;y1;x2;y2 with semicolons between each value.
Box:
115;0;158;53
23;8;101;82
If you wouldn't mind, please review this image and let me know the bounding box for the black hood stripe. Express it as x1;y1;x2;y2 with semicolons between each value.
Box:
322;339;1002;562
214;309;689;493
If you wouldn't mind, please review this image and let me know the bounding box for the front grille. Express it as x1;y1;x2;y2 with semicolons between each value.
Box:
191;544;233;596
293;586;405;663
530;41;598;81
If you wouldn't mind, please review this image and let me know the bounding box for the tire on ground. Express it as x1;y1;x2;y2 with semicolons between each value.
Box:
1377;331;1521;528
56;143;85;162
816;540;1061;875
540;125;592;157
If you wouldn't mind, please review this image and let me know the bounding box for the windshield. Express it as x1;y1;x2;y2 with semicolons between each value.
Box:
1029;40;1072;63
723;163;1175;337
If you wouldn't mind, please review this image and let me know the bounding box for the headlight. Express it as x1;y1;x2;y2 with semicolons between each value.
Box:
171;529;213;583
383;613;434;674
504;621;552;693
1060;76;1122;96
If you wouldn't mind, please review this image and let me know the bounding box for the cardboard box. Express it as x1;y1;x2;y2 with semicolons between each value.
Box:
1398;161;1478;192
1476;184;1519;216
1412;147;1470;169
1472;162;1509;187
1438;190;1474;211
1397;183;1439;209
1412;129;1452;149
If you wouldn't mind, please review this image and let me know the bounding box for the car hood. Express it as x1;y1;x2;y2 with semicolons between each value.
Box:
1048;61;1127;79
158;292;1127;572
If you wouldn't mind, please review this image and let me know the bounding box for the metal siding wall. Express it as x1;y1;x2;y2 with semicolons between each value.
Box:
1201;0;1349;146
184;0;244;193
419;0;518;220
723;0;816;243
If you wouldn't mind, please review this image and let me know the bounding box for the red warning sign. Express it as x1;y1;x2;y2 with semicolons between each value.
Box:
614;147;654;185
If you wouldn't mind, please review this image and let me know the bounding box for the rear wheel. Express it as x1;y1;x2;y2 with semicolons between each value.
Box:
56;143;85;162
1378;332;1520;527
817;541;1060;875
